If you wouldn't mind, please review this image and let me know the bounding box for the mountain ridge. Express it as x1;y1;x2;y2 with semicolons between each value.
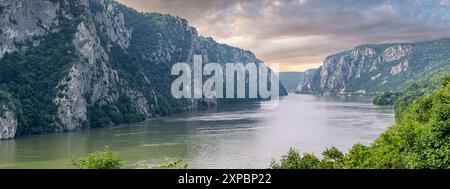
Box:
0;0;286;139
296;37;450;95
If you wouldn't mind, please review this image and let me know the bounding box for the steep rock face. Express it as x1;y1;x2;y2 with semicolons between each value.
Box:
296;69;318;93
54;21;120;130
0;0;286;138
0;0;60;58
53;0;131;131
383;45;412;62
297;39;450;95
0;111;17;139
92;0;132;49
0;92;17;139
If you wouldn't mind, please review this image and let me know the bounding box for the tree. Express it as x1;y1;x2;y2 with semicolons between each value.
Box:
321;147;344;169
270;148;323;169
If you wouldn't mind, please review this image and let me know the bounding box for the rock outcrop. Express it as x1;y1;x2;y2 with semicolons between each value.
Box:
0;0;287;138
0;92;17;139
0;0;60;58
0;111;17;139
297;39;450;95
296;69;318;93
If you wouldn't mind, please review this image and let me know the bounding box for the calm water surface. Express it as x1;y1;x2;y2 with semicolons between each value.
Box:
0;94;394;168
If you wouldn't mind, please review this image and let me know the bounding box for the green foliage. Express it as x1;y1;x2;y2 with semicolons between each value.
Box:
155;157;189;169
275;76;450;169
0;17;79;136
373;92;402;106
270;147;344;169
0;2;192;136
85;95;145;128
321;147;345;169
1;1;287;138
393;76;445;121
70;148;190;169
373;76;446;120
89;0;105;14
0;91;13;117
342;144;372;168
270;148;321;169
70;146;122;169
346;77;450;169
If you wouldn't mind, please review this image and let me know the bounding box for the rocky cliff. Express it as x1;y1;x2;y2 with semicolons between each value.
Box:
297;39;450;95
0;0;60;59
295;69;317;93
0;0;286;139
0;92;16;139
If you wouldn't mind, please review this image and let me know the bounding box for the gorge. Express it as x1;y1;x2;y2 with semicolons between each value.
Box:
1;0;449;170
0;0;285;139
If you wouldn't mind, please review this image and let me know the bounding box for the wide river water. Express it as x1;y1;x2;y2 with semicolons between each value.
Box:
0;94;394;169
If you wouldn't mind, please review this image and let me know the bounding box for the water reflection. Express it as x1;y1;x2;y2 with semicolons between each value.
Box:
0;94;394;169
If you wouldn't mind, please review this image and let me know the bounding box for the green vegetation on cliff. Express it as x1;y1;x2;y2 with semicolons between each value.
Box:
1;0;286;138
373;76;446;120
373;92;402;106
0;16;80;136
297;38;450;95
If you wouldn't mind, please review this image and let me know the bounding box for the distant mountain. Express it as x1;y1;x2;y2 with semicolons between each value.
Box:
279;72;302;92
0;0;286;139
279;71;319;92
297;38;450;95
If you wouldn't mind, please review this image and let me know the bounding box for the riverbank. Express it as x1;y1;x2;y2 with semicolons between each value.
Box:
0;94;394;168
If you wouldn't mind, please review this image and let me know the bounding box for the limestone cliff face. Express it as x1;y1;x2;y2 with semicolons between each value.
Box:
54;0;129;131
0;111;17;139
297;39;450;95
0;0;60;58
0;0;286;138
296;69;318;93
0;94;16;139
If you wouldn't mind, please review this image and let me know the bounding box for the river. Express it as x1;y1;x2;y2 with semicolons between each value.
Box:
0;94;394;169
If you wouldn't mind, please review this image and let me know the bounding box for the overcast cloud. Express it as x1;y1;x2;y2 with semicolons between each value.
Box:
118;0;450;71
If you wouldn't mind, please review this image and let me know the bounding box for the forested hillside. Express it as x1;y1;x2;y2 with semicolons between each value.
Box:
0;0;286;139
297;39;450;95
273;76;450;169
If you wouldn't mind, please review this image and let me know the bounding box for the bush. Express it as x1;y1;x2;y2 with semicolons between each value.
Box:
270;147;344;169
155;157;189;169
70;147;122;169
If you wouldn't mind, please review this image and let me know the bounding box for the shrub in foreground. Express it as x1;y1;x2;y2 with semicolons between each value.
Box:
71;146;122;169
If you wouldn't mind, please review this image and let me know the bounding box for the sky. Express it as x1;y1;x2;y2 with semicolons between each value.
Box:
117;0;450;72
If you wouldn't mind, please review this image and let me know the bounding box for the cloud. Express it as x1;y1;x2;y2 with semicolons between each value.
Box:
117;0;450;71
